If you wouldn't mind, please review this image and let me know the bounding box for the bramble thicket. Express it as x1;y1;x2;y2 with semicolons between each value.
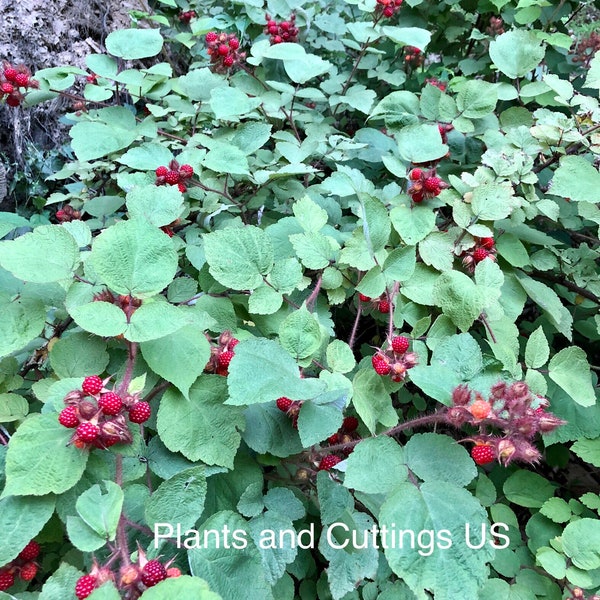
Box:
0;0;599;598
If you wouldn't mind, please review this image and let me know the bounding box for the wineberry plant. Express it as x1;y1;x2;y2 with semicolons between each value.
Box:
0;0;599;598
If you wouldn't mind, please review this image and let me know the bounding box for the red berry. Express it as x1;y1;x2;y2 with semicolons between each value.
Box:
129;401;151;424
391;336;410;354
177;183;187;193
409;168;422;181
98;392;123;416
164;170;180;185
75;574;97;599
19;540;41;561
272;35;283;44
228;37;240;50
205;32;218;43
266;19;277;28
480;237;495;250
14;72;29;87
471;444;495;465
383;6;394;16
318;455;342;471
1;82;14;94
276;397;293;412
218;350;234;368
223;55;234;67
155;165;168;177
280;21;290;30
59;405;80;428
229;338;240;349
4;67;18;82
378;299;390;313
179;164;194;178
469;399;491;420
166;567;182;578
342;416;359;432
358;293;371;302
268;25;279;35
0;570;14;591
20;562;38;582
82;375;104;395
411;190;425;203
473;247;489;263
141;560;167;587
76;422;100;443
328;433;340;445
218;44;230;56
423;176;441;193
372;354;391;375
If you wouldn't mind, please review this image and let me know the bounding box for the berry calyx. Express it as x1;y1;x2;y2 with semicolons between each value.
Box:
59;405;80;428
141;560;167;587
473;247;489;263
276;397;293;412
378;299;390;313
319;455;342;471
98;392;123;416
391;336;410;354
372;353;391;375
469;398;491;420
18;540;41;561
471;444;495;465
75;574;97;599
76;422;100;443
0;570;14;591
342;416;359;432
20;562;37;582
218;350;234;368
82;375;104;396
129;401;151;424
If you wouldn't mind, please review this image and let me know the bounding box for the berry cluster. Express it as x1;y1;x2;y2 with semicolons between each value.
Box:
1;61;38;107
461;236;497;272
264;13;299;45
325;416;361;458
318;454;341;471
371;335;418;382
571;32;600;69
0;540;41;591
404;46;424;67
566;587;600;600
178;10;196;23
407;168;448;203
56;205;82;222
155;159;194;193
58;376;151;450
358;293;392;314
205;32;245;73
375;0;403;19
426;77;447;92
444;381;565;466
93;289;143;320
204;331;240;376
486;16;505;37
276;396;302;428
85;72;98;84
437;122;453;144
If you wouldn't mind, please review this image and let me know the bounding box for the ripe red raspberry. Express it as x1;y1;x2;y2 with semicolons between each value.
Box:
218;44;230;56
164;170;180;185
328;433;340;445
229;338;240;349
223;55;234;67
268;25;278;35
1;82;14;94
141;560;167;587
358;293;371;302
129;401;151;424
155;165;168;177
59;405;80;428
342;416;359;432
98;392;123;416
14;72;29;87
378;299;390;313
473;247;489;263
409;168;422;181
276;397;293;412
82;375;104;395
423;177;441;193
3;67;17;82
383;6;394;16
0;570;14;591
480;237;495;250
76;422;100;443
411;190;425;203
469;398;491;420
166;567;182;578
19;562;38;582
75;574;97;599
228;37;240;50
19;540;41;561
372;354;391;375
179;164;194;178
272;35;283;44
471;444;495;465
177;183;187;193
205;32;218;43
218;350;234;368
318;455;342;471
391;336;410;354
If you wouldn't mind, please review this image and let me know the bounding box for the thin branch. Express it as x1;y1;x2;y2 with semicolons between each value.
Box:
534;271;600;304
348;302;362;350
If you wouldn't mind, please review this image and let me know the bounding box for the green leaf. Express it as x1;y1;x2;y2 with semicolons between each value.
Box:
382;26;431;49
105;28;163;59
0;393;28;423
139;575;221;599
49;332;109;379
291;232;339;269
145;466;207;533
562;519;600;570
539;497;572;523
91;219;178;298
396;124;448;163
140;326;211;398
433;271;485;332
231;122;272;155
418;232;455;272
471;182;517;220
383;246;417;282
352;368;397;434
66;514;107;552
0;225;79;282
209;87;260;119
297;401;342;447
124;300;190;343
188;511;273;600
4;413;89;496
390;205;436;245
248;284;284;315
157;376;244;469
76;480;124;539
126;184;185;227
226;338;326;405
88;582;123;600
408;365;462;405
202;144;250;175
326;340;356;374
279;308;322;360
406;433;477;487
571;438;600;467
203;226;274;290
549;156;600;202
525;326;549;369
584;52;600;90
292;196;328;233
503;471;555;507
457;80;498;118
118;143;172;170
548;346;595;407
381;481;494;599
344;437;408;494
38;563;83;600
432;333;483;380
0;296;46;358
358;195;391;253
0;494;55;566
489;30;546;78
